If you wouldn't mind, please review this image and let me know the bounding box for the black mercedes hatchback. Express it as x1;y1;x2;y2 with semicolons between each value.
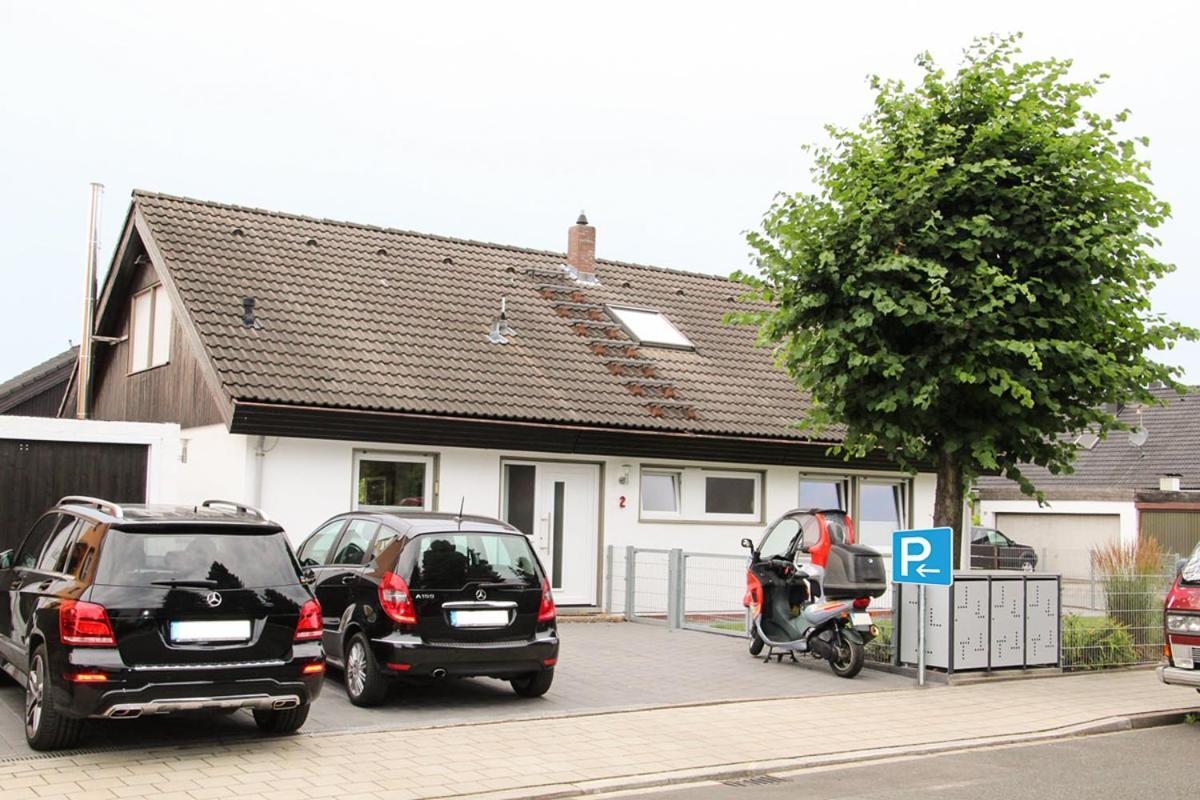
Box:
296;511;559;706
0;497;324;750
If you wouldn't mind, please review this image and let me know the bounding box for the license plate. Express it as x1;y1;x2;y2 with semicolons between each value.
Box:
449;609;509;628
851;612;873;627
169;620;251;642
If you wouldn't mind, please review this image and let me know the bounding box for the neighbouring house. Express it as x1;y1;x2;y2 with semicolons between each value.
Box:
976;385;1200;579
0;346;77;417
67;191;937;608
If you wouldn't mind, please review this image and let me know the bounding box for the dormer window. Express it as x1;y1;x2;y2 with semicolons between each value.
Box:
129;284;172;372
607;305;693;349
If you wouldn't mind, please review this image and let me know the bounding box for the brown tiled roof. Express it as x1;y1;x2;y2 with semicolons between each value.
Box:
975;385;1200;496
131;192;825;441
0;346;78;413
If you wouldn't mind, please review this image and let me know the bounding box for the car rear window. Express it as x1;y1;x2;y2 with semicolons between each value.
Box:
405;533;540;590
95;530;302;589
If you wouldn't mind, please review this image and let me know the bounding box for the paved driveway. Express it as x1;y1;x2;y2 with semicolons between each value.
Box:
0;621;910;757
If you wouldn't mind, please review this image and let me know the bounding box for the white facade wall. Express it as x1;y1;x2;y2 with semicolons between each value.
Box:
978;498;1139;546
227;431;930;550
179;426;936;607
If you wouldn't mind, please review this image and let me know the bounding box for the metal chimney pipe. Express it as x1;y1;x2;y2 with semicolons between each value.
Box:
76;182;104;420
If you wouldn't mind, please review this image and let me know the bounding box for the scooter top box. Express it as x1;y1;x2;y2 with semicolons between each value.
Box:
822;542;887;600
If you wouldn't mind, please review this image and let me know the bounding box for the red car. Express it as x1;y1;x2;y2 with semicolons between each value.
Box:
1160;543;1200;691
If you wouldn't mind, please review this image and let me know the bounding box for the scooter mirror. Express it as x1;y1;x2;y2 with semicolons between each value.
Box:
740;538;754;551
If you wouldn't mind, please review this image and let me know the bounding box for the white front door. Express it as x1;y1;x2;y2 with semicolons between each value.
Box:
502;462;599;606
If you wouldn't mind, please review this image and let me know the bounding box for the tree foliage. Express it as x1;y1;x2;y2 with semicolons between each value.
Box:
731;34;1195;534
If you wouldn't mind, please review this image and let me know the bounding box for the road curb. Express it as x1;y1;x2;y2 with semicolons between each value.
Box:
452;706;1200;800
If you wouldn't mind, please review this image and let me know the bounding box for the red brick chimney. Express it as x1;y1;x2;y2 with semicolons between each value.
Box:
567;212;596;279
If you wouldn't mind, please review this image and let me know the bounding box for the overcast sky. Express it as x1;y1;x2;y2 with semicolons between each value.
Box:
1;1;1196;384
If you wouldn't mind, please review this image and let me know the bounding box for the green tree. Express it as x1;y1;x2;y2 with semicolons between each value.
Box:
731;34;1195;560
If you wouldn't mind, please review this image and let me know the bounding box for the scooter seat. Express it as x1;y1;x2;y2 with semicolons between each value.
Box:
801;601;850;626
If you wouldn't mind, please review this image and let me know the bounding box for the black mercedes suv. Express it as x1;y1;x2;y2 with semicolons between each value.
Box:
296;511;559;706
0;497;324;750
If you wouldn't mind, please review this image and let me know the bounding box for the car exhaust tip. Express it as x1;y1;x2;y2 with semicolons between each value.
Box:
432;668;447;679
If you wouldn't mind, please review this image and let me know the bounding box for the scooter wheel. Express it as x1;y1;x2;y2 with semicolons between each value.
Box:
749;634;765;656
828;635;865;679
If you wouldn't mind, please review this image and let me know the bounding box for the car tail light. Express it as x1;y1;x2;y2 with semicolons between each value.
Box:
294;599;323;641
743;572;763;618
852;597;871;610
60;600;115;646
65;671;108;683
538;578;557;623
380;572;417;625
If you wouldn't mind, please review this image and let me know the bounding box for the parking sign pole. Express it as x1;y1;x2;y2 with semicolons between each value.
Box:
917;584;926;687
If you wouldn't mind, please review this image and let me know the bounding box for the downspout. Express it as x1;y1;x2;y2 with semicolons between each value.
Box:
252;435;267;508
76;182;103;420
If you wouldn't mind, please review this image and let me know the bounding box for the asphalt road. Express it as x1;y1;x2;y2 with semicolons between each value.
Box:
636;723;1200;800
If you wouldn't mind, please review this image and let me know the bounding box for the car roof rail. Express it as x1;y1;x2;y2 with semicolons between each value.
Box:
200;499;268;521
58;496;125;518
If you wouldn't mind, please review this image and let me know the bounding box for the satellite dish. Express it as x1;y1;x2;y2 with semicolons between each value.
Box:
1128;427;1148;447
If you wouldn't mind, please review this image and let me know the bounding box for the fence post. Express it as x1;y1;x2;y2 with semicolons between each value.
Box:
604;545;614;614
667;548;683;630
624;545;636;622
1089;559;1096;611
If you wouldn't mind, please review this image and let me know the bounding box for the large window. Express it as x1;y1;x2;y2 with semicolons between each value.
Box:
640;470;681;517
857;480;907;549
354;452;434;511
130;285;172;372
638;467;763;523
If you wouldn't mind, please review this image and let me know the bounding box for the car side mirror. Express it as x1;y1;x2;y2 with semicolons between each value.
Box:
0;550;10;570
302;567;316;584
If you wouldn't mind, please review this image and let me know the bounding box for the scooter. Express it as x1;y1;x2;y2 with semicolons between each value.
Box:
741;509;886;679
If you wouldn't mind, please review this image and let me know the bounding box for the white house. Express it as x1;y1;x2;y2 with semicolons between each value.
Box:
68;191;936;608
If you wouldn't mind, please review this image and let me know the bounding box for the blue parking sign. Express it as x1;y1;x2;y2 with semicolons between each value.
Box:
892;528;954;586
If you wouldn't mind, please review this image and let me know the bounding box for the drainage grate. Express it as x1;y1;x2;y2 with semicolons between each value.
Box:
722;775;786;788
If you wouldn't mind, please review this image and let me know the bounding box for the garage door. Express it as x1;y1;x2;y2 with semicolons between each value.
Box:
1141;511;1200;559
994;513;1121;580
0;438;147;553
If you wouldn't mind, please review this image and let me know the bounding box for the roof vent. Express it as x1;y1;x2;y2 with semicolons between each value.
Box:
486;297;515;344
442;257;454;265
242;297;263;330
232;227;244;237
306;238;317;247
376;248;388;257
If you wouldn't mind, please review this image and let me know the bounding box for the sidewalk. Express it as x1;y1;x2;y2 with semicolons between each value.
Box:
3;670;1197;800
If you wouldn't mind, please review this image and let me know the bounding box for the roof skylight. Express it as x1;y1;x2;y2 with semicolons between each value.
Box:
607;305;693;349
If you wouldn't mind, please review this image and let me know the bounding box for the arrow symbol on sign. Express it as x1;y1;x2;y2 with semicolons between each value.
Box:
915;565;941;577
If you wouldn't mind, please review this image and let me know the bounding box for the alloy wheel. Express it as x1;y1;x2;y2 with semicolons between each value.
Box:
346;641;367;698
25;653;44;739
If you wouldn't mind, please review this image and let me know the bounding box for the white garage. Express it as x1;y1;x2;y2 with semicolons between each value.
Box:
994;513;1122;580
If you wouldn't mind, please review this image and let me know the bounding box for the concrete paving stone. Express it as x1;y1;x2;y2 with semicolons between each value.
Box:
32;781;83;797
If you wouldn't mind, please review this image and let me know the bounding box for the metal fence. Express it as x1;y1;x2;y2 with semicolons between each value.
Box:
604;545;897;661
604;544;1180;671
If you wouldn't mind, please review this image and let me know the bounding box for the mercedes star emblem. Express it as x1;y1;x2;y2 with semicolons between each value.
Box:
475;589;487;601
204;591;223;608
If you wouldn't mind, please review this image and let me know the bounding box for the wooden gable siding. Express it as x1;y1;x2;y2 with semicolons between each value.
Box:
2;382;69;417
89;254;225;428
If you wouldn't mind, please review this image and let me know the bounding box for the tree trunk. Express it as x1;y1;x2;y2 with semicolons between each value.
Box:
932;449;965;567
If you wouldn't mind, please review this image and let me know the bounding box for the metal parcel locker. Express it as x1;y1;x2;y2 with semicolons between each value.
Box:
897;572;1061;673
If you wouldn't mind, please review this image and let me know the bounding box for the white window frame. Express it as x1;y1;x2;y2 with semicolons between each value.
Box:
798;473;850;512
352;451;435;512
700;469;762;523
128;284;172;373
639;468;682;519
605;304;694;350
855;478;909;551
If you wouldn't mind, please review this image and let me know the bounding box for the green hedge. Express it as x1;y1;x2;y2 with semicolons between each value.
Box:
1062;615;1138;671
